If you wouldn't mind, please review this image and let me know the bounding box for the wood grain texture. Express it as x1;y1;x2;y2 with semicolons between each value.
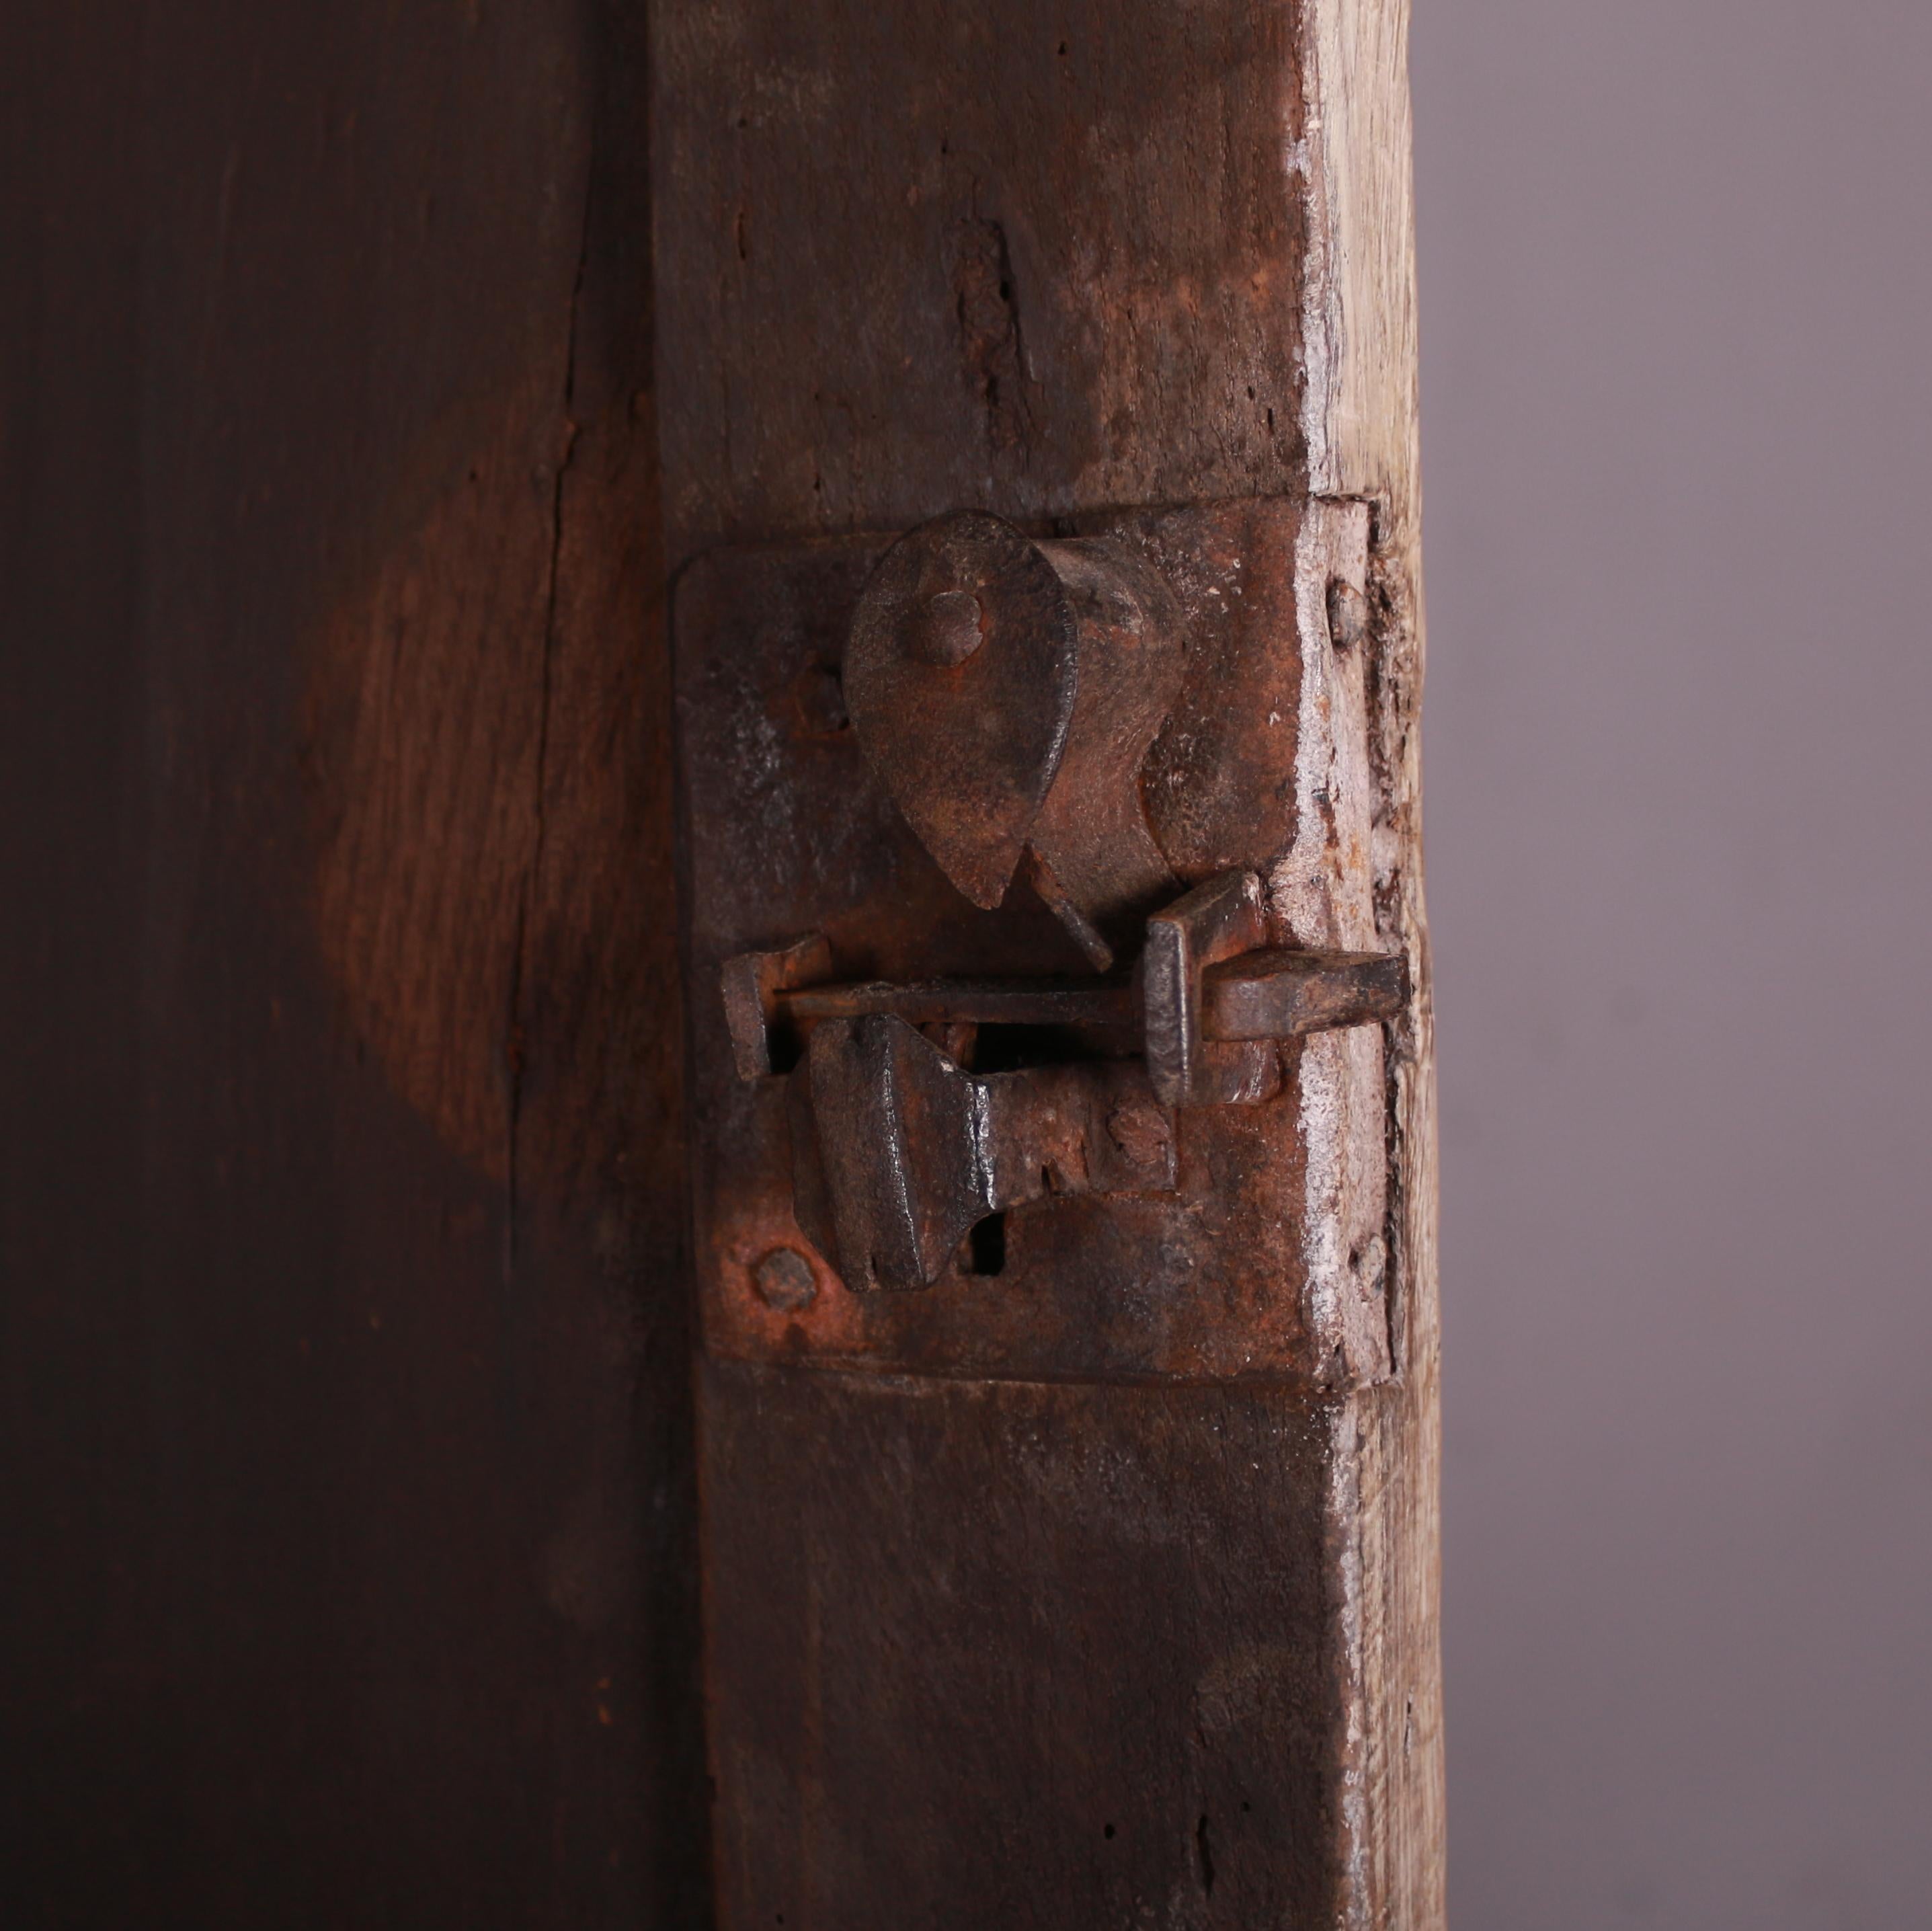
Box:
651;0;1311;552
652;0;1439;1920
701;1360;1359;1930
2;3;700;1924
1302;5;1445;1920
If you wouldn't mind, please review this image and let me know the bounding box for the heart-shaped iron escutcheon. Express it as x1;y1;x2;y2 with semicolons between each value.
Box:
845;510;1080;910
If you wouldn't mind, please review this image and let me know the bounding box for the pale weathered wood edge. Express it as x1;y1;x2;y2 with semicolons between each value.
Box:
1301;1;1444;1923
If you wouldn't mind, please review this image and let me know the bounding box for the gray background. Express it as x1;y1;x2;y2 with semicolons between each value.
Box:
1412;2;1932;1924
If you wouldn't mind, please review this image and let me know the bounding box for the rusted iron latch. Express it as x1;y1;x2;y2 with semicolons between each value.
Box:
718;511;1404;1292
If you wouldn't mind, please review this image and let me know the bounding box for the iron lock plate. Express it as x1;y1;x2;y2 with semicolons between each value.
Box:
675;496;1404;1386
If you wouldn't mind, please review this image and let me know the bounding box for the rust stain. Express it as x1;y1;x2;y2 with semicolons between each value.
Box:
301;380;682;1211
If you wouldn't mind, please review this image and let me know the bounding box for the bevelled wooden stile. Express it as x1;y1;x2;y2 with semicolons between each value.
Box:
650;2;1439;1922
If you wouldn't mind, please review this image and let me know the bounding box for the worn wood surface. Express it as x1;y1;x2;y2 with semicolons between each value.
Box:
1303;3;1443;1918
1;4;700;1924
702;1364;1357;1928
653;0;1439;1922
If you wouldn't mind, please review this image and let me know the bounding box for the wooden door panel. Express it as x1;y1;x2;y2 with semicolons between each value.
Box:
1;5;700;1922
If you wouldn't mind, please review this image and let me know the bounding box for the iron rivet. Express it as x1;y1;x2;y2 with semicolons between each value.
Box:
752;1245;819;1312
1326;578;1369;652
907;589;985;666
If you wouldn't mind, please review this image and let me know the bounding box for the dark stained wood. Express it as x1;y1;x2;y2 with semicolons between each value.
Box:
701;1360;1355;1929
652;0;1440;1922
1;3;700;1924
652;1;1310;548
